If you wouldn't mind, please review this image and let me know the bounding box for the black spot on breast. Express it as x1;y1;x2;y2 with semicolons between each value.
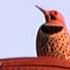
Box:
41;25;63;34
62;43;64;46
51;43;54;53
62;50;64;53
51;43;54;47
59;46;62;51
62;38;64;41
56;53;60;57
59;38;60;40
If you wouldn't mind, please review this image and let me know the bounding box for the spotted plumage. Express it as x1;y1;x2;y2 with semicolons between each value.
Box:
36;5;70;61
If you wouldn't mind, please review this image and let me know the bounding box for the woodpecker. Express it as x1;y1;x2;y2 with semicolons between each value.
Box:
36;5;70;61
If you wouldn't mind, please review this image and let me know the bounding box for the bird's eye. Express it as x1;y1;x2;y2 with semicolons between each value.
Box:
50;13;56;20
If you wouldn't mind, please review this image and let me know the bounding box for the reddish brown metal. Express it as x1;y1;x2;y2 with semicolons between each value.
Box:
0;57;70;70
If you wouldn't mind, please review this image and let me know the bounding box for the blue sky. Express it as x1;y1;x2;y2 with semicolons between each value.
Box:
0;0;70;58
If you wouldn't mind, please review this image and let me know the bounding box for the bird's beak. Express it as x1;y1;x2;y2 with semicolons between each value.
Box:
35;5;46;14
35;5;51;23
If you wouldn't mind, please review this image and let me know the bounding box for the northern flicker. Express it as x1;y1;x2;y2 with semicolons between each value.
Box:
36;5;70;61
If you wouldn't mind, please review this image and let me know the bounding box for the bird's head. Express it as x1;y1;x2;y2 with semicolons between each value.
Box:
36;5;65;26
36;5;66;34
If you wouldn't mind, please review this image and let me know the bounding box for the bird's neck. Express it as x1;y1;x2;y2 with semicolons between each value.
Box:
41;24;63;35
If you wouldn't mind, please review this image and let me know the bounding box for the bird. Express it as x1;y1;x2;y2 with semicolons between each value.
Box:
36;5;70;61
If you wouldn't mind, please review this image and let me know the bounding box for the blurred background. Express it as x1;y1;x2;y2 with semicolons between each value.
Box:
0;0;70;58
